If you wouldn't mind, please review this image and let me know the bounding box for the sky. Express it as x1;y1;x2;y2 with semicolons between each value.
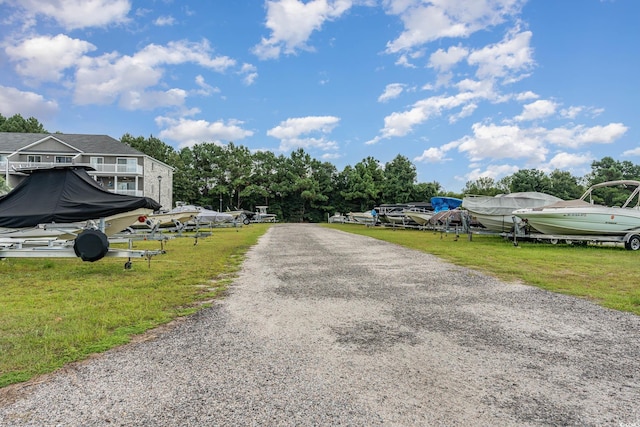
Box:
0;0;638;192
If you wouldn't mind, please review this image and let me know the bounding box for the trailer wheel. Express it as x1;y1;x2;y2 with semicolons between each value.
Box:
625;234;640;251
549;238;559;245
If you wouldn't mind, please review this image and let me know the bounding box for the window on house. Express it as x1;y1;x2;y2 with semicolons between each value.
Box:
90;157;104;171
116;158;137;172
27;155;42;163
55;156;72;164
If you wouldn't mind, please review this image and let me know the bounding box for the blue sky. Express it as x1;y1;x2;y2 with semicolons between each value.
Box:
0;0;637;192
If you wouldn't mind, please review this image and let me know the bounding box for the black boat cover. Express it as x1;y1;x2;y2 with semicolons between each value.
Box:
0;167;161;228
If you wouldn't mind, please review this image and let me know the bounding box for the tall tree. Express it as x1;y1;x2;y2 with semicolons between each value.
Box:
0;114;47;133
341;157;384;211
383;155;416;203
461;177;502;196
224;143;253;209
120;134;177;165
548;169;583;200
0;176;10;194
508;169;552;193
411;181;441;201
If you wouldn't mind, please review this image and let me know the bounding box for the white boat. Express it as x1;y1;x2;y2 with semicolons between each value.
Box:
404;211;434;226
512;180;640;236
463;192;562;233
253;206;277;223
347;211;375;224
328;213;347;223
95;208;156;236
130;207;200;229
0;208;153;239
169;204;234;225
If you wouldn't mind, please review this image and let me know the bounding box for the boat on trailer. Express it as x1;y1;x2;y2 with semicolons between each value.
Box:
463;192;562;233
513;180;640;236
511;180;640;251
0;166;164;264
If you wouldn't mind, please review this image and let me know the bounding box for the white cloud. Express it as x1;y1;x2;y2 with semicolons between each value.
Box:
378;83;405;102
545;152;594;170
5;34;96;82
446;121;627;170
514;99;558;122
119;88;187;110
384;0;525;53
252;0;354;59
515;91;538;101
193;75;220;96
464;163;520;183
7;0;131;30
372;87;490;141
428;45;469;72
73;39;236;107
0;85;59;118
154;16;176;26
545;123;628;148
156;117;254;148
267;115;340;151
239;63;258;85
413;147;450;163
467;30;534;82
456;122;548;163
395;54;416;68
560;106;583;119
448;103;477;123
623;147;640;157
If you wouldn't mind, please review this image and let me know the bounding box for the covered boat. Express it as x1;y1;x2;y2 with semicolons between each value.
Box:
0;166;161;236
431;197;462;213
463;192;562;233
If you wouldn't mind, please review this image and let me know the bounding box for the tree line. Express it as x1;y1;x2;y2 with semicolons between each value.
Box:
2;113;639;222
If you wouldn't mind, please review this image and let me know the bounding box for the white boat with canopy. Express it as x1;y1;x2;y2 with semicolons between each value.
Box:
512;181;640;236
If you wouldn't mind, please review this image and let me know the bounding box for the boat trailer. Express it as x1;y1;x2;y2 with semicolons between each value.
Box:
0;229;165;268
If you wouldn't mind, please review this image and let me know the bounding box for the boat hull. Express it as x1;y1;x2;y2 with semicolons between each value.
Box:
405;212;433;226
470;213;523;233
513;207;640;236
130;210;199;228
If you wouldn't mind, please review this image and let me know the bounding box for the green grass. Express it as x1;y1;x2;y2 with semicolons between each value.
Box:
323;223;640;316
3;222;639;388
0;224;271;388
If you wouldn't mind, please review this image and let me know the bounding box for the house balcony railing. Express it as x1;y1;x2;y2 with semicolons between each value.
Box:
3;161;143;175
112;189;144;197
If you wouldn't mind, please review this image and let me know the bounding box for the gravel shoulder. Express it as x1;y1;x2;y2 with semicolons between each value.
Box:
1;223;639;426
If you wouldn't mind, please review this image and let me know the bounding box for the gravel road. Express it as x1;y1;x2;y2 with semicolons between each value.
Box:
1;223;639;426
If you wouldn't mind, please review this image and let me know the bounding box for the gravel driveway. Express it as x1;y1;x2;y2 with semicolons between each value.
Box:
1;224;639;426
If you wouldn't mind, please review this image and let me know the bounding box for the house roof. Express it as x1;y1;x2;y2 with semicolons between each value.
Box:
0;132;145;156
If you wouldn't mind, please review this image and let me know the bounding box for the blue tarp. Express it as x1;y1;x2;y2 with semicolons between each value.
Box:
431;197;462;213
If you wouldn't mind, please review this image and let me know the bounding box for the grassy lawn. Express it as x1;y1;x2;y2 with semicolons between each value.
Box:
2;222;638;388
0;224;271;388
323;223;640;316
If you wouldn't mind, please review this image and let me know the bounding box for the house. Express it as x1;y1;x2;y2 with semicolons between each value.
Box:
0;132;173;209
